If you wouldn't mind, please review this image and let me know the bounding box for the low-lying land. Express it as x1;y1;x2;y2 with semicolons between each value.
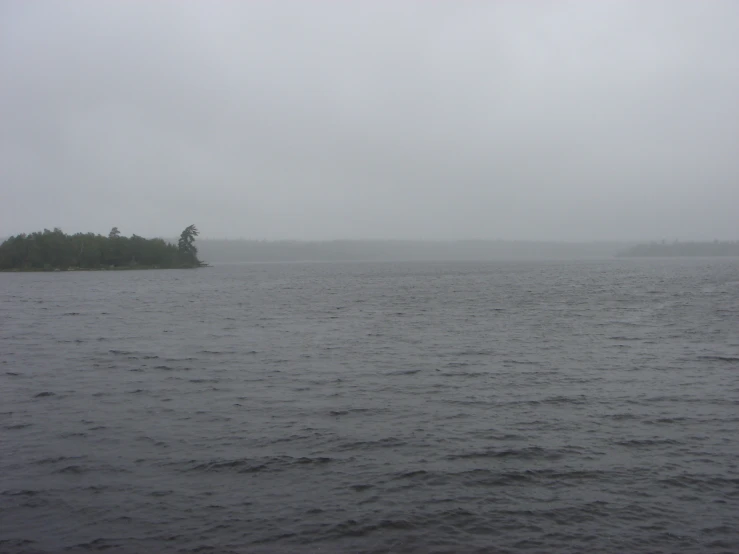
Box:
0;225;205;271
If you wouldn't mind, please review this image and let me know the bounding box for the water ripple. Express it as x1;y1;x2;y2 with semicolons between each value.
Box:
1;259;738;553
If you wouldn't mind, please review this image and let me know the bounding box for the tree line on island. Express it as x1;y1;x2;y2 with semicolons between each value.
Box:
0;225;205;270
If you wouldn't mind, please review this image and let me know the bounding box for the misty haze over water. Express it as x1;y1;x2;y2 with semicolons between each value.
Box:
2;1;738;242
195;240;632;264
2;2;739;554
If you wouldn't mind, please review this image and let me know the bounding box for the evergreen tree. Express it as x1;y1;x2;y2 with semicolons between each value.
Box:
177;224;201;266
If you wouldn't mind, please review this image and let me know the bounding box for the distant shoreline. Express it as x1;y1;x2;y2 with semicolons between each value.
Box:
4;235;738;268
617;241;739;258
191;239;739;263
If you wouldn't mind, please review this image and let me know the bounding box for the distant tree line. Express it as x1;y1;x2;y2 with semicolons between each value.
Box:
194;239;631;262
618;240;739;257
0;225;204;270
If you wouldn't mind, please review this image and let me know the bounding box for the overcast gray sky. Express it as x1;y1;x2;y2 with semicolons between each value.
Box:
1;1;738;241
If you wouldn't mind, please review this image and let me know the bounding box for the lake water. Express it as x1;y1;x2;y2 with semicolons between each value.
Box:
1;259;738;553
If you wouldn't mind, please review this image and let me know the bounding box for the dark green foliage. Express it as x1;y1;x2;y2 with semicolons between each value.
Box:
177;224;200;265
0;226;203;270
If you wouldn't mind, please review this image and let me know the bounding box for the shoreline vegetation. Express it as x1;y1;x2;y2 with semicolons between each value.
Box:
2;233;738;270
0;225;206;271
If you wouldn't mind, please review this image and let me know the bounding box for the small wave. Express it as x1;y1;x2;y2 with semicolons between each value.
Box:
456;349;494;356
69;538;122;551
316;508;491;542
460;469;535;486
327;517;415;539
393;469;429;480
439;371;488;377
522;468;608;481
295;456;333;465
1;489;40;497
137;436;168;447
198;461;265;473
350;484;374;492
4;423;32;430
506;395;588;407
80;485;109;494
698;355;739;362
502;359;542;365
33;391;55;398
386;369;421;376
188;455;337;474
337;437;406;451
615;438;681;447
606;413;640;420
0;539;36;549
660;474;739;490
448;446;565;461
56;465;88;474
643;417;689;425
56;463;128;475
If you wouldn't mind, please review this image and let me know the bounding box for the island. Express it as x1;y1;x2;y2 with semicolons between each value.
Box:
618;240;739;257
0;225;206;271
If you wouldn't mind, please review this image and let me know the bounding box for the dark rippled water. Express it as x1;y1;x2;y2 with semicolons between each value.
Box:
2;260;739;553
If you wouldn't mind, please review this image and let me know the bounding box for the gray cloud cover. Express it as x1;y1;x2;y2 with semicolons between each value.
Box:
1;1;738;240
